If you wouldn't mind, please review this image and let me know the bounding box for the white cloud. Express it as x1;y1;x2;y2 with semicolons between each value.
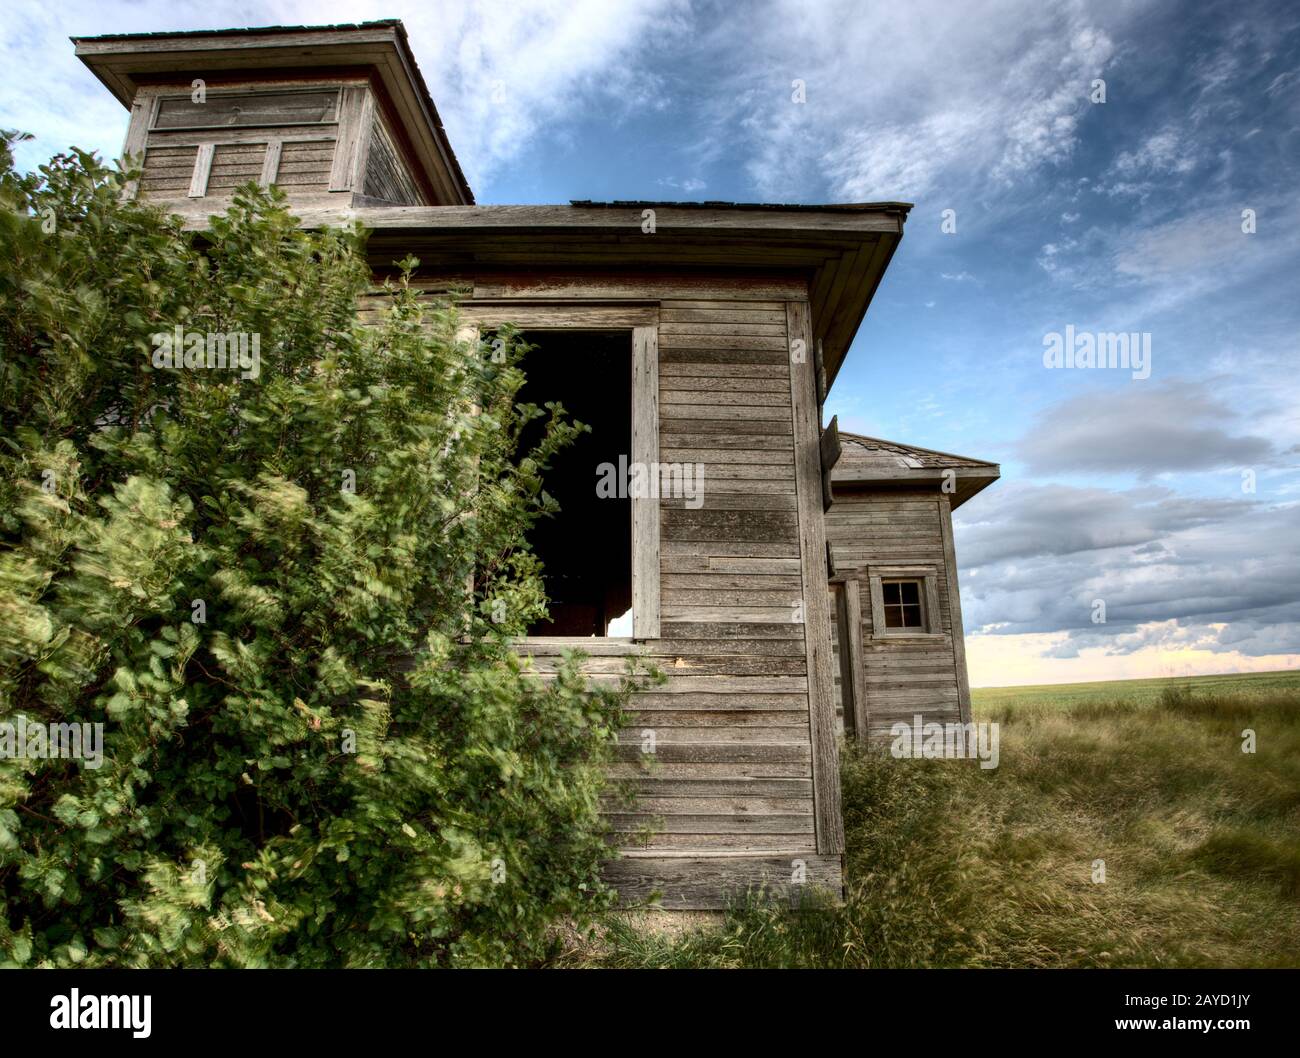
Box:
0;0;690;186
656;175;707;194
714;0;1133;201
966;627;1300;687
1110;126;1197;179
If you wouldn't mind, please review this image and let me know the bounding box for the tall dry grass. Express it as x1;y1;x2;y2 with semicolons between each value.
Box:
580;673;1300;968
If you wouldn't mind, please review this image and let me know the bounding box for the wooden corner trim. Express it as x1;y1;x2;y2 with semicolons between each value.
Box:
786;299;844;856
938;495;973;724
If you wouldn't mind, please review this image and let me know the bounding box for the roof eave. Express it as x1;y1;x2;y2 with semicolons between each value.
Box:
284;202;906;375
831;466;1001;509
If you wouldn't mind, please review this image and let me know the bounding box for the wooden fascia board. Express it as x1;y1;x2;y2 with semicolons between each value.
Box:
831;466;1000;485
830;468;1001;509
381;36;470;204
282;203;905;234
74;29;402;105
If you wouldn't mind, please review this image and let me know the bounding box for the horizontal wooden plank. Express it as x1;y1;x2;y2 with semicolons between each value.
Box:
661;389;790;407
658;555;804;575
605;813;814;834
611;833;818;851
659;621;805;639
660;299;788;311
626;711;808;728
660;606;805;624
658;332;789;351
659;322;787;336
525;657;797;677
663;588;804;606
607;796;811;814
647;675;808;693
662;404;791;423
659;361;788;378
661;347;790;366
660;450;794;468
605;761;811;779
629;692;807;710
614;743;810;763
603;853;840;910
661;573;803;592
660;308;786;324
663;509;797;538
620;778;813;797
473;277;807;301
618;727;808;744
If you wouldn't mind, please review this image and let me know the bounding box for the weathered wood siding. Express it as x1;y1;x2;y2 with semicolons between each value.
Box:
271;141;337;193
826;487;965;741
362;112;422;205
207;144;268;194
138;144;200;197
128;80;374;209
353;274;844;907
459;275;843;909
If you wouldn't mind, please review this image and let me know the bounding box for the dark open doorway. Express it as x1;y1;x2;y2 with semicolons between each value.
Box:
516;330;632;636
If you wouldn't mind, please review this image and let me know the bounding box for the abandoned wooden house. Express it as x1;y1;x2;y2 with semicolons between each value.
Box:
827;434;999;742
73;20;999;910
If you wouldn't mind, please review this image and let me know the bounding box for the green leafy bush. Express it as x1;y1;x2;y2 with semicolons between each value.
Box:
0;134;627;967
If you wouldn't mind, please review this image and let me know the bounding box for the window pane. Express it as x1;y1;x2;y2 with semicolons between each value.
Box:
881;579;926;631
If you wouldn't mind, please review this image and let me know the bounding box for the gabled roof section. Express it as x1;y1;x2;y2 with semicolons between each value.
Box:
832;432;1000;508
71;20;473;205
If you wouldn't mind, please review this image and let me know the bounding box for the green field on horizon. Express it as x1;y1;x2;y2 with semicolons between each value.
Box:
973;669;1300;711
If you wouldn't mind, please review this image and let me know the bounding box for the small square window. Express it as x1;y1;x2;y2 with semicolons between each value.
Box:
867;567;940;637
882;579;924;628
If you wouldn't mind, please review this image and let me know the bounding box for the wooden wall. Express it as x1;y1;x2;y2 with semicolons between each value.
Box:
441;275;844;909
826;488;968;741
126;78;431;211
128;80;347;208
362;112;422;206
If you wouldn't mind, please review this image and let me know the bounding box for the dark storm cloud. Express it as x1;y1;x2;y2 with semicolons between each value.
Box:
954;481;1246;568
1015;379;1275;478
954;482;1300;657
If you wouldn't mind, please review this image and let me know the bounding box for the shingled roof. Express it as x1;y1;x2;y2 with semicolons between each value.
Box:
831;432;1000;508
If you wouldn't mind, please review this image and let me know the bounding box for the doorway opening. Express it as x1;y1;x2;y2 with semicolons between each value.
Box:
515;330;632;636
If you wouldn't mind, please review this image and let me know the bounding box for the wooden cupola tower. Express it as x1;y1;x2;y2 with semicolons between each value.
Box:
73;21;473;213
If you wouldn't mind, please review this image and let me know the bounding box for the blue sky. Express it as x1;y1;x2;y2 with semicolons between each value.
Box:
3;0;1298;685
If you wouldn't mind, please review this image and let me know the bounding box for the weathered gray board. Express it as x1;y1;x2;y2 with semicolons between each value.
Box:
494;275;844;909
825;488;968;740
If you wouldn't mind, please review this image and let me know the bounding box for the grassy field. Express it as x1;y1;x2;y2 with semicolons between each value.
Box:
575;670;1300;968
